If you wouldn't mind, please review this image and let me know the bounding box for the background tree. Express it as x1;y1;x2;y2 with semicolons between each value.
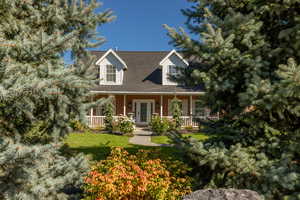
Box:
0;0;114;199
165;0;300;198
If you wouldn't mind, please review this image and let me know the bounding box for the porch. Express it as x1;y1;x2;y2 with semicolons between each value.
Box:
87;94;219;128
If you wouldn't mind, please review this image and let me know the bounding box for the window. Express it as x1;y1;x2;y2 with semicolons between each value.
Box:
106;65;116;82
168;65;180;76
193;100;211;117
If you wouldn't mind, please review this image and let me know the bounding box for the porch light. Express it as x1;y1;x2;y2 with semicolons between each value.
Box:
155;102;160;110
127;102;132;109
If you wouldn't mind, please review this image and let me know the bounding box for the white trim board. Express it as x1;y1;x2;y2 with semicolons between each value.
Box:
90;91;205;95
95;49;128;69
159;49;189;66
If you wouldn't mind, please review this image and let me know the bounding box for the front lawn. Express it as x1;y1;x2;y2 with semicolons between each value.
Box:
151;133;210;144
65;132;184;161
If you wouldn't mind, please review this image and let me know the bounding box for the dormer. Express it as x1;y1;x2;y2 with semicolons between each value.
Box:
159;50;189;85
95;49;127;85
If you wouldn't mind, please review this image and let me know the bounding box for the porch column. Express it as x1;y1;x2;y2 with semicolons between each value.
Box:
123;95;126;116
189;95;193;126
160;95;163;118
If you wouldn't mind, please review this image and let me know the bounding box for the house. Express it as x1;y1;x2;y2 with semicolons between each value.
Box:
87;49;218;128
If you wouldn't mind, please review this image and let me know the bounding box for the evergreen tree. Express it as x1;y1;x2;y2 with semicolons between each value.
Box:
171;97;183;130
165;0;300;198
0;0;114;199
103;96;115;133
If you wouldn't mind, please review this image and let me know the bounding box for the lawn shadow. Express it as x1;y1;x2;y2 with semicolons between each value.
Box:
70;144;185;161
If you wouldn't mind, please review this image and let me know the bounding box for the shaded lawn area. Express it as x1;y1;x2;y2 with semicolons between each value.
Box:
65;132;184;161
151;133;210;144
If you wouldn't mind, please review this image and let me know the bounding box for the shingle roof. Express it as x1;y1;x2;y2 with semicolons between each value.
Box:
90;51;203;94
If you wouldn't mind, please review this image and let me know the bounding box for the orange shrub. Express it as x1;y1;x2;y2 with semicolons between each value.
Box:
84;147;192;200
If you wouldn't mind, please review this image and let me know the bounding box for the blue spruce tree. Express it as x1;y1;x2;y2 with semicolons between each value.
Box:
0;0;114;199
165;0;300;198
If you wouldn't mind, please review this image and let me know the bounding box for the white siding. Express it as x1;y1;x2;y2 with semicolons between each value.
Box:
97;52;124;85
161;54;188;85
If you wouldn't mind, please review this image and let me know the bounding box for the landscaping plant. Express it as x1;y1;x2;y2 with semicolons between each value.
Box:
0;0;113;199
149;115;170;135
84;147;192;200
165;0;300;199
171;98;183;130
117;115;135;135
103;98;115;133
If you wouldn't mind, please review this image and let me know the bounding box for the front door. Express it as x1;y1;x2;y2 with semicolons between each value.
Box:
135;100;153;125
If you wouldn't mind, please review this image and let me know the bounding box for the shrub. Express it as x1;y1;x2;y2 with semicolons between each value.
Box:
118;116;135;135
103;100;115;133
149;116;170;135
84;147;192;200
171;98;183;130
70;120;89;132
185;125;194;131
91;125;105;132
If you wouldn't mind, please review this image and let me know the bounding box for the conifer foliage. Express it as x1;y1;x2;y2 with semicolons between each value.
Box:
0;0;113;199
165;0;300;198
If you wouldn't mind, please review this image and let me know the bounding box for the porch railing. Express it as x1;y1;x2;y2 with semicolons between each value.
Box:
86;114;219;128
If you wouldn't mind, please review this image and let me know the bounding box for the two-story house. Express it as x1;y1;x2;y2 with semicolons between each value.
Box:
87;49;218;128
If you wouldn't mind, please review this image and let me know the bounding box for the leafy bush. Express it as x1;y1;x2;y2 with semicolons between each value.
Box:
185;125;194;131
84;147;192;200
70;120;89;132
117;116;135;135
149;116;170;135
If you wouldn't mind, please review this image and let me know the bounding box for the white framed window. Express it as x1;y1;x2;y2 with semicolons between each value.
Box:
106;65;116;82
168;65;180;76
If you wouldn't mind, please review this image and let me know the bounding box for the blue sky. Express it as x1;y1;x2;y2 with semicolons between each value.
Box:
64;0;191;63
97;0;190;51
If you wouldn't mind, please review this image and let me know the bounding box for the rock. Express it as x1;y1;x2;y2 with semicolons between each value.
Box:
183;189;261;200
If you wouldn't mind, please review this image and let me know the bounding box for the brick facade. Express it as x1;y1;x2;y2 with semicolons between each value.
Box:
92;94;199;116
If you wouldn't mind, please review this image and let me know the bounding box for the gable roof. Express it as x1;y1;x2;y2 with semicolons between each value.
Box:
90;50;204;94
159;49;189;66
95;49;128;69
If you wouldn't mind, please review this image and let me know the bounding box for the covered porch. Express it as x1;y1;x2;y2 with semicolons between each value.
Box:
86;93;219;128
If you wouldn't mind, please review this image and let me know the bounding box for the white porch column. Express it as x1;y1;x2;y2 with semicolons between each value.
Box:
160;95;163;118
123;95;126;116
189;95;193;116
189;95;193;126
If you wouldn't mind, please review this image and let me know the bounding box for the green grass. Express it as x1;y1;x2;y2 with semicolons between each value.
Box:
65;132;184;161
151;133;210;144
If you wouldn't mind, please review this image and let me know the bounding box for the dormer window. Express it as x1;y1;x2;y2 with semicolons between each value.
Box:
106;65;116;82
169;65;180;77
159;50;189;85
95;49;127;85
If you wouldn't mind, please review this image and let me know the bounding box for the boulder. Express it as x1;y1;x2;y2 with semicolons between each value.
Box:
183;189;261;200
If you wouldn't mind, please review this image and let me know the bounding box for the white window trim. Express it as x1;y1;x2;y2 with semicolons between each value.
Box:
95;49;127;69
159;49;189;66
106;64;117;83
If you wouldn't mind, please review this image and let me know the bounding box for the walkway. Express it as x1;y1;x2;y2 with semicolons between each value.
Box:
129;127;171;147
